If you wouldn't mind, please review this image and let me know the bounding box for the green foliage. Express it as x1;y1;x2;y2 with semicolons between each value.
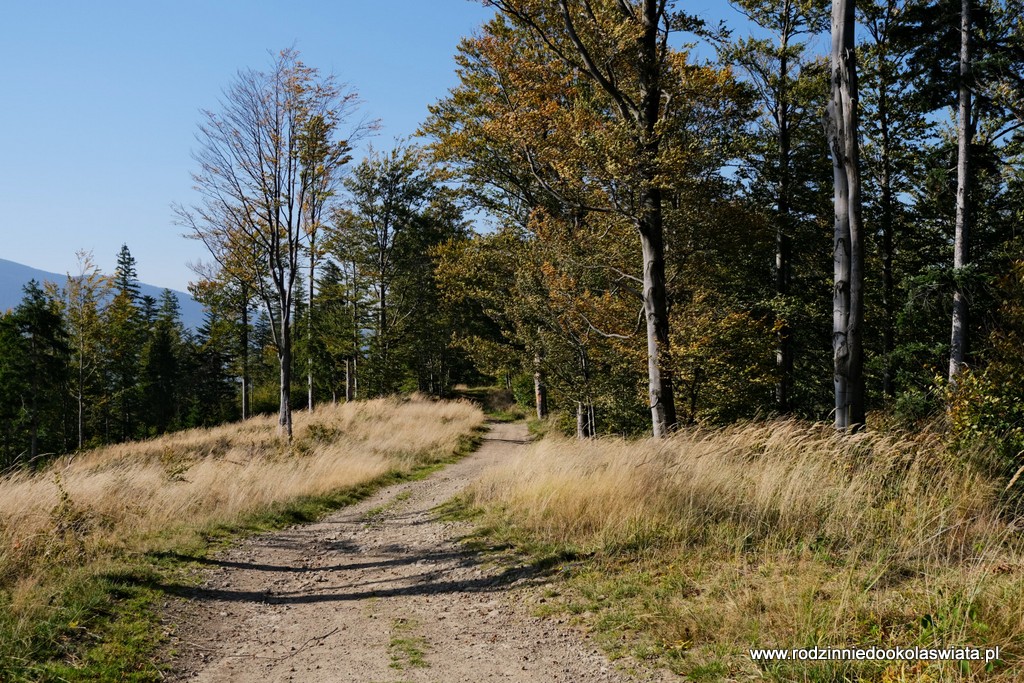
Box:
0;280;71;467
328;143;477;398
0;246;249;465
946;260;1024;466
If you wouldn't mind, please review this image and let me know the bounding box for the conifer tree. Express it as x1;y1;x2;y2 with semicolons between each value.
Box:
0;281;70;465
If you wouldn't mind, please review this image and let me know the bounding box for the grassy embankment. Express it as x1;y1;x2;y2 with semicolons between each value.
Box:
459;421;1024;682
0;396;485;682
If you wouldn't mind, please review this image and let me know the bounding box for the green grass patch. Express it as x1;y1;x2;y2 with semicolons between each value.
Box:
431;494;484;522
388;618;429;670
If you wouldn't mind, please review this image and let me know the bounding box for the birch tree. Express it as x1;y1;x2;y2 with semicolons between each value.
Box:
948;0;972;383
47;251;111;449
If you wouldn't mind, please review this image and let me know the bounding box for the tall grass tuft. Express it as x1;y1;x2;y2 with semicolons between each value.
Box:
469;421;1024;681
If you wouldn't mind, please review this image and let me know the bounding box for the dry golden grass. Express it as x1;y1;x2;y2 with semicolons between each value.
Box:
468;421;1024;682
0;396;484;598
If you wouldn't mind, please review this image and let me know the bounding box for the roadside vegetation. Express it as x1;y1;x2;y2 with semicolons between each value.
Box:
461;420;1024;682
0;396;484;681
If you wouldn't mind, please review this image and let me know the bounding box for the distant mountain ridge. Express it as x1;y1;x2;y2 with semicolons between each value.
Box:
0;258;206;330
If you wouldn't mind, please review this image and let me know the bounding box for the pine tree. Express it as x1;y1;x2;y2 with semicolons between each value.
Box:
104;245;144;441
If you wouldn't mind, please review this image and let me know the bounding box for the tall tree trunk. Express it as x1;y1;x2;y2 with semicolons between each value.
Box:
534;370;548;420
350;259;360;401
576;401;596;438
640;189;677;437
829;0;866;431
378;285;388;392
30;399;39;462
77;339;84;450
345;357;354;402
278;312;293;439
241;284;249;420
353;354;359;400
879;81;895;398
949;0;971;383
308;245;315;412
776;47;794;413
576;350;594;438
533;352;548;419
638;0;677;438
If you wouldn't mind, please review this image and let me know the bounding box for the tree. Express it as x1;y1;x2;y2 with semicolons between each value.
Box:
114;244;141;300
300;112;350;411
887;0;1023;407
828;0;866;430
858;0;933;399
0;281;70;465
336;144;436;395
178;49;362;438
322;225;369;401
391;189;473;396
189;268;256;420
948;0;973;383
482;0;694;436
432;4;746;435
181;307;238;428
48;250;111;449
104;245;144;441
140;290;186;433
719;0;829;412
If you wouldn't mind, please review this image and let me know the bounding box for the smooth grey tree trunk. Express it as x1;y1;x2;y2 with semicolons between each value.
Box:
278;329;293;439
576;401;595;438
308;246;316;411
533;354;548;420
241;283;249;420
949;0;971;383
640;189;677;437
776;45;794;413
276;279;294;439
637;0;677;437
828;0;866;431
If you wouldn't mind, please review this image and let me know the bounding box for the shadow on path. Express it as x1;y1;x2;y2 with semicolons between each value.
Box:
119;548;571;606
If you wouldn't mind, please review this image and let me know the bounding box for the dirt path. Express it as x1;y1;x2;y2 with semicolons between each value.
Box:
164;422;667;682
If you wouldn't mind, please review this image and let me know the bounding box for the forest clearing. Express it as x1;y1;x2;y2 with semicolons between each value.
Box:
3;0;1024;680
1;399;1022;681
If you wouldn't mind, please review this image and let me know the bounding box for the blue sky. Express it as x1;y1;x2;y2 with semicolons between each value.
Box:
0;1;754;291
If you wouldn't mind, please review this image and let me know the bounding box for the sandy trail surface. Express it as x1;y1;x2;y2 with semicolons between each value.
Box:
164;421;667;682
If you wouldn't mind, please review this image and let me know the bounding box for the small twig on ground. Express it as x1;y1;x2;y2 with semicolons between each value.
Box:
184;626;340;661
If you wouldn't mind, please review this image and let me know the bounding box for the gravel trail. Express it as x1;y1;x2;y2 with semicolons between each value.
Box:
164;421;668;682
